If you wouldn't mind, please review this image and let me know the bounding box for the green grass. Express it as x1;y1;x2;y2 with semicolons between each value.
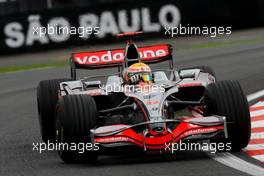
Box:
191;37;264;50
0;60;68;74
0;36;264;74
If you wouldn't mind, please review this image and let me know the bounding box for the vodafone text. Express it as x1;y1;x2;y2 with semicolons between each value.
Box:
74;45;169;65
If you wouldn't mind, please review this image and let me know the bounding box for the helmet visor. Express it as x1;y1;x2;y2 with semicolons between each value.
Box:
141;73;152;82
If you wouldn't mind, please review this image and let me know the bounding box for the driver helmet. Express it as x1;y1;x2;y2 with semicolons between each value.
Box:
124;62;153;84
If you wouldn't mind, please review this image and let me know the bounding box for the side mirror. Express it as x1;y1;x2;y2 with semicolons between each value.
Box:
179;69;197;79
83;80;102;88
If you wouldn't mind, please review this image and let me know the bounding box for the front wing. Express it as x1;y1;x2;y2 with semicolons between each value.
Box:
90;116;227;152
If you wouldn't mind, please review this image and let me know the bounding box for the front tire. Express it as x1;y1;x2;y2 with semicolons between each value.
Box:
55;95;99;163
37;78;71;143
205;80;251;151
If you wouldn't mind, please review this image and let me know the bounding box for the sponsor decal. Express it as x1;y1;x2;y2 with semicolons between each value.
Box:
180;127;220;139
178;82;203;88
95;136;131;143
1;2;181;53
145;100;160;105
73;45;169;65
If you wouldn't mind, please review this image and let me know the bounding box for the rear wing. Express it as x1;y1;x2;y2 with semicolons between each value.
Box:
70;44;173;80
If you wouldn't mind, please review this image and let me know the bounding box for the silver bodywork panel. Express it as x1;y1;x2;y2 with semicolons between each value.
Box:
59;69;215;125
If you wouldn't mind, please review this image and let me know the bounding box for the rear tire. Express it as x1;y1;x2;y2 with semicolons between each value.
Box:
205;80;251;151
37;78;71;143
55;95;99;163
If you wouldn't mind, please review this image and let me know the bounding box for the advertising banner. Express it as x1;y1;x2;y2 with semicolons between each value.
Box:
0;0;257;55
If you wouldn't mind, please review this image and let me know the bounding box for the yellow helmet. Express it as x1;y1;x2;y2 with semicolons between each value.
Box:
124;62;153;84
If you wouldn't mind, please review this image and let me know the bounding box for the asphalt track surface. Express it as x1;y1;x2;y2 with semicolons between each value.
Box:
0;40;264;176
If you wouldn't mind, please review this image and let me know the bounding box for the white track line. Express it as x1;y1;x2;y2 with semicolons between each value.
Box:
252;155;264;161
210;89;264;176
247;89;264;102
210;152;264;176
246;144;264;151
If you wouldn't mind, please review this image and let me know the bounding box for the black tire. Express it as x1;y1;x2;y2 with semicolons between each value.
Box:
37;78;71;143
205;80;251;151
55;95;98;163
179;65;216;79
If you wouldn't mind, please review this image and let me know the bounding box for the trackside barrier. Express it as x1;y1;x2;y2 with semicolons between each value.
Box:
0;0;263;55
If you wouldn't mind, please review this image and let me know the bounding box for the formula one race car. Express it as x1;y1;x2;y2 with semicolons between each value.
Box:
37;32;251;163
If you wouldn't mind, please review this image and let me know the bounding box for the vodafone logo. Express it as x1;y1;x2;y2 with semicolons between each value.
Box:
74;49;124;64
95;136;131;143
73;45;169;65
